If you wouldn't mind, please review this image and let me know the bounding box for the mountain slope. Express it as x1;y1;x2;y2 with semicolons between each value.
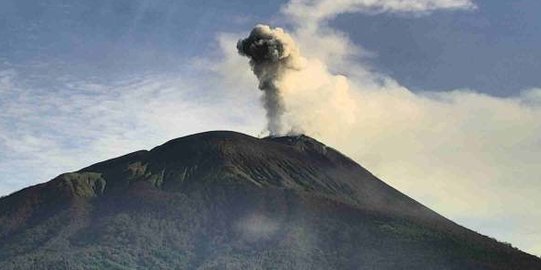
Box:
0;131;539;269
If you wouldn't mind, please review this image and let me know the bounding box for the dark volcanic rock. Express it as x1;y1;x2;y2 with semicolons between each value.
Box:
0;131;539;269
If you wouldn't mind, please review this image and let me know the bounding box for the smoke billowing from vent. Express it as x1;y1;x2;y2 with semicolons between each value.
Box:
237;25;305;135
238;24;357;137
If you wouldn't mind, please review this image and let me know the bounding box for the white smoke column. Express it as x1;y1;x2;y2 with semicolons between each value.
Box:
237;24;357;137
237;25;305;135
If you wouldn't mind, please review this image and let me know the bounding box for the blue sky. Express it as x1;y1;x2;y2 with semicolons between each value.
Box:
2;0;539;93
1;0;540;256
332;0;541;95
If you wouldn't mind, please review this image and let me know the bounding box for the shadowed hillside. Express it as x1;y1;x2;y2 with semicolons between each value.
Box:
1;131;540;269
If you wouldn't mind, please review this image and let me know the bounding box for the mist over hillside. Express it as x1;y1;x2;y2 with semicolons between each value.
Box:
0;131;539;269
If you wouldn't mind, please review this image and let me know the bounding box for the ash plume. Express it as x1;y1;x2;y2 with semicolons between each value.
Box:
237;24;304;135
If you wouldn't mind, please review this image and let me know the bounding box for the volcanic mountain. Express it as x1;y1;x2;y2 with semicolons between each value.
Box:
0;131;539;269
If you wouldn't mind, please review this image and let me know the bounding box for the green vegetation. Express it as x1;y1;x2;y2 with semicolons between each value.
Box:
1;131;539;269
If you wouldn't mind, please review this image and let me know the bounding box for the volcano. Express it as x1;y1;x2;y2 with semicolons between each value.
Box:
0;131;539;269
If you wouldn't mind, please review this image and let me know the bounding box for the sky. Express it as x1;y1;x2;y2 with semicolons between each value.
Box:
1;0;540;256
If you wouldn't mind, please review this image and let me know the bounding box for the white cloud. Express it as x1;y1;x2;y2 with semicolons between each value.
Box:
215;0;540;256
0;68;263;195
0;69;15;95
283;0;476;24
1;0;539;259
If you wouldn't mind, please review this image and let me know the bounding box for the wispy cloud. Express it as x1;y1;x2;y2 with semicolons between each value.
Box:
283;0;476;24
0;65;263;195
1;0;540;258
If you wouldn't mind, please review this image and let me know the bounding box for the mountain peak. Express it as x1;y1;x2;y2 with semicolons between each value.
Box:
153;131;330;159
80;131;362;200
1;130;540;269
265;134;328;155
